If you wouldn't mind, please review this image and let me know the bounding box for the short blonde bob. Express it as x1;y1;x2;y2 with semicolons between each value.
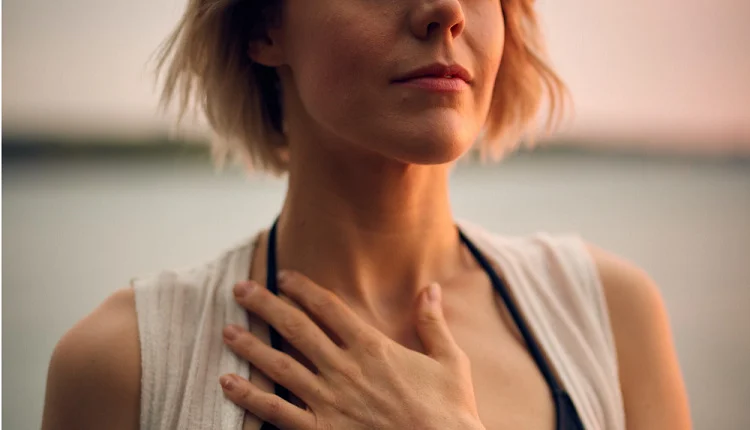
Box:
156;0;567;174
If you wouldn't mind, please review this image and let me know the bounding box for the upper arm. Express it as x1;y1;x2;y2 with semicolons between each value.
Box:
586;243;692;430
41;287;141;430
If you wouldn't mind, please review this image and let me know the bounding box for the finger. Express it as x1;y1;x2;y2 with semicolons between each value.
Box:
415;283;462;363
233;280;344;371
220;374;315;430
277;271;375;347
223;324;326;404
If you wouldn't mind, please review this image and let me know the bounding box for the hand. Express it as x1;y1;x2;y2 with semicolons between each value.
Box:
220;271;485;430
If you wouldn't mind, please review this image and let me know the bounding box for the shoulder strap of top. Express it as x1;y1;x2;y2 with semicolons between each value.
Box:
458;227;565;394
458;221;625;430
133;238;256;429
459;228;586;430
261;219;623;429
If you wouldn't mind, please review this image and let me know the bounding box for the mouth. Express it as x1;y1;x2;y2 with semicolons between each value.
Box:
393;63;473;85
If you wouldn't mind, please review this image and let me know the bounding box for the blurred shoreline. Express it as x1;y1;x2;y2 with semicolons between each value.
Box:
4;133;750;166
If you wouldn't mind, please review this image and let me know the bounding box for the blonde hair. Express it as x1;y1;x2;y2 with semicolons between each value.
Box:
156;0;567;174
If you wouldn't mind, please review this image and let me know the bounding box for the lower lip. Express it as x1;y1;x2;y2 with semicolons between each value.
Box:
395;77;469;92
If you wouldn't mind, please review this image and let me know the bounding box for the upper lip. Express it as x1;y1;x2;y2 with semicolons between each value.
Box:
394;63;473;84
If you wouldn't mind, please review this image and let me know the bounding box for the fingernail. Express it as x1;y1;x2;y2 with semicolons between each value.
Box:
220;375;234;391
233;282;254;298
277;270;290;288
427;282;441;303
223;325;240;341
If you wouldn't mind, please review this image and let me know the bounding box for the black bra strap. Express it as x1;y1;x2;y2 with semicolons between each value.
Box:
258;219;569;430
259;219;286;430
457;228;565;394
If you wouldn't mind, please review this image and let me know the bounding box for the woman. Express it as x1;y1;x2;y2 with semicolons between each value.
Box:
41;0;691;429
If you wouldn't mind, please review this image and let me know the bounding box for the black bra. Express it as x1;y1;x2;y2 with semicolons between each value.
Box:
255;219;585;429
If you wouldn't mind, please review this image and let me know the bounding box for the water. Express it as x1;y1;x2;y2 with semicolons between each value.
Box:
3;151;749;429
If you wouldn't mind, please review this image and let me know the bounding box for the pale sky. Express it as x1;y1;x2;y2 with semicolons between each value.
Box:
4;0;750;153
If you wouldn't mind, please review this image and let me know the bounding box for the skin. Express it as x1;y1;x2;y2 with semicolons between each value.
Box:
41;0;692;429
223;273;486;429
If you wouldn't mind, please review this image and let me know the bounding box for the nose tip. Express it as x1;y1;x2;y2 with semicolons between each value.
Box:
411;0;466;41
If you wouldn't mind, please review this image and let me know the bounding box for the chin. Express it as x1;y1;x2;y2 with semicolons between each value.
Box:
398;138;468;165
366;132;472;166
384;116;476;165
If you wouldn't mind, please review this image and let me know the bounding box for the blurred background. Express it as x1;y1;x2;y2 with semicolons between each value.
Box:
3;0;749;429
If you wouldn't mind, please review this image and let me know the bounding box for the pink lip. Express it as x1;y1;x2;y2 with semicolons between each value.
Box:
393;63;473;92
395;76;469;92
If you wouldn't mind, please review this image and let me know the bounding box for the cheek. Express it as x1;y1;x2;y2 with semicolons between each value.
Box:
287;16;390;125
468;10;505;108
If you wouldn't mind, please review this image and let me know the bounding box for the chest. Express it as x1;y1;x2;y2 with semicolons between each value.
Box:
443;280;557;430
242;279;558;430
466;346;556;430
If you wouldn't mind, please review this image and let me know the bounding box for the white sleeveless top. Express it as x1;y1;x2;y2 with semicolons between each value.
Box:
132;221;625;430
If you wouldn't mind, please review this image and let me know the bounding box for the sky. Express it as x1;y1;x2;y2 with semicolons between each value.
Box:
4;0;750;153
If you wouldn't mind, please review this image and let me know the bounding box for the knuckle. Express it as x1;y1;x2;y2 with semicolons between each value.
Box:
359;336;388;359
309;383;336;409
247;288;268;308
417;310;441;325
309;293;337;316
318;386;336;405
239;382;257;405
269;355;293;379
264;396;283;422
236;336;258;358
337;362;363;385
351;326;375;344
279;315;305;341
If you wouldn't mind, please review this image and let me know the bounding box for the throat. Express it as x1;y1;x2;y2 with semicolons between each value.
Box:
273;211;468;319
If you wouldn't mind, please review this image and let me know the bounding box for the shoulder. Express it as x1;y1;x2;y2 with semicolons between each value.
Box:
584;243;692;429
583;243;664;332
131;234;258;332
460;221;605;309
131;233;260;324
41;235;260;430
42;287;140;430
583;242;675;365
461;221;662;321
130;235;261;428
462;221;691;427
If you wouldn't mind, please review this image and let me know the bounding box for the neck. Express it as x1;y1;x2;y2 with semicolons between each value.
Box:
274;135;466;330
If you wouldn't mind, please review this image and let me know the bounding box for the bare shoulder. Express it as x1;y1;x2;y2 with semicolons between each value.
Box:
584;243;663;317
42;287;141;430
584;243;692;430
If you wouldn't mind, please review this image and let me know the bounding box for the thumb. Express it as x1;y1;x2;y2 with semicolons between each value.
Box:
415;283;460;363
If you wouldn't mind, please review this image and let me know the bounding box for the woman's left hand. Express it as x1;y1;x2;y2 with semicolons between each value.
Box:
220;271;486;430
